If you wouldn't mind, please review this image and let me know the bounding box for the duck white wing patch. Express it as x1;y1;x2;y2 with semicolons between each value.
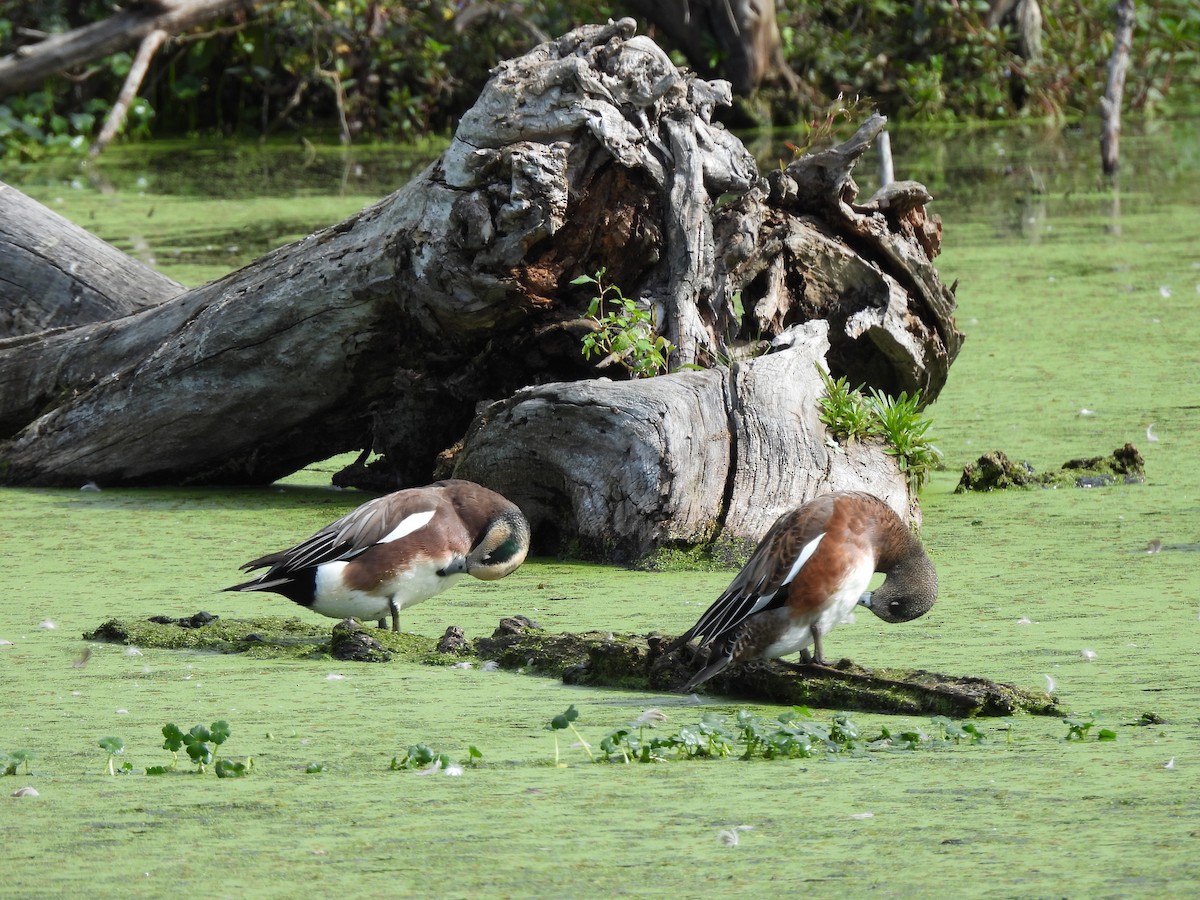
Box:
739;532;827;619
378;509;436;544
781;532;825;587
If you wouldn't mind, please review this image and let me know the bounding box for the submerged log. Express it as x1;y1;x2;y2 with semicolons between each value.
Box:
86;614;1064;717
1;20;961;556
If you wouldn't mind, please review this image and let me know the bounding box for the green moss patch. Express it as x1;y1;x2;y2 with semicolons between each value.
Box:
86;613;437;662
956;443;1145;492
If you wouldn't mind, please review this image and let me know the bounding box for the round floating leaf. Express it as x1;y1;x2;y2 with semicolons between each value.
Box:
161;724;185;751
98;737;124;754
209;720;231;745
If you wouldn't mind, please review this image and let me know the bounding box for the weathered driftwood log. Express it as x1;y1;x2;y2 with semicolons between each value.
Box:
0;182;182;342
85;614;1064;717
0;20;960;556
453;322;910;560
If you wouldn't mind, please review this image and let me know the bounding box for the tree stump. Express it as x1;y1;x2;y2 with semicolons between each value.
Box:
0;20;961;558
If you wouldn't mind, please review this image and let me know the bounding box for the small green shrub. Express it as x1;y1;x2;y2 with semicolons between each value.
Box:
574;269;674;379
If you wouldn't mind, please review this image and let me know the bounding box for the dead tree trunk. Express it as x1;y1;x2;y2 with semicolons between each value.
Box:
0;21;961;558
627;0;798;97
1100;0;1136;176
452;323;911;560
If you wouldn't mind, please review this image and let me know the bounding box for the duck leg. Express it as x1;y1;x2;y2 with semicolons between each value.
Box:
808;625;825;665
388;600;401;633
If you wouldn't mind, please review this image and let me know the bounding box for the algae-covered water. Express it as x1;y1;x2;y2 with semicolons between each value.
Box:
4;121;1200;896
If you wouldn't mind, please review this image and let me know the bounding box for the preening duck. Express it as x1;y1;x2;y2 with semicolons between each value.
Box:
676;491;937;692
225;479;530;631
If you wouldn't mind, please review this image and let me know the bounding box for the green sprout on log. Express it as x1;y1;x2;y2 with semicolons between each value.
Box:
816;366;942;492
574;269;673;379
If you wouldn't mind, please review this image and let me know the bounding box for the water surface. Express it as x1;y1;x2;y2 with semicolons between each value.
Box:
3;121;1200;895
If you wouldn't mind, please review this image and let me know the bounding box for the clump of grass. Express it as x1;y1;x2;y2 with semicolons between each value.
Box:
816;366;942;492
574;268;674;379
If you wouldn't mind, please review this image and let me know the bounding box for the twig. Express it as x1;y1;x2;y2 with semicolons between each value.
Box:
88;28;168;159
316;66;352;145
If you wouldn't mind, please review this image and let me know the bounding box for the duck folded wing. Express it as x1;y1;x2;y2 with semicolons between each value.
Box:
240;494;442;574
679;502;832;648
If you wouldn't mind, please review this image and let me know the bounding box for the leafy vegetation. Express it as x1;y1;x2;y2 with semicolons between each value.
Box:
390;743;482;773
147;720;252;776
574;269;674;379
778;0;1199;122
816;368;875;442
98;736;131;775
547;703;595;766
578;706;991;764
867;387;943;493
2;1;1195;159
1064;715;1118;742
1;749;34;776
816;366;942;492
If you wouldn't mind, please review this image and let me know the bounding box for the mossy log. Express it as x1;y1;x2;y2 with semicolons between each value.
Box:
86;614;1063;717
473;624;1063;717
